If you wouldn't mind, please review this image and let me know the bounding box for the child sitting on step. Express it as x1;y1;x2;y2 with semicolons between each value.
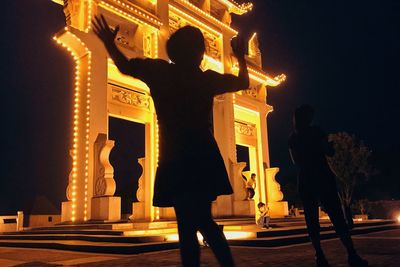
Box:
257;202;270;229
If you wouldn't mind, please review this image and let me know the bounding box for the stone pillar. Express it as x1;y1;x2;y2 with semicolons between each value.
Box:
230;162;255;216
261;107;288;217
213;95;235;217
57;25;115;222
132;157;146;220
91;134;121;221
16;211;23;231
265;167;288;217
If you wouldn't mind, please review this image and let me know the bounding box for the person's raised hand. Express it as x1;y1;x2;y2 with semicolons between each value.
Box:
92;15;120;46
231;36;246;59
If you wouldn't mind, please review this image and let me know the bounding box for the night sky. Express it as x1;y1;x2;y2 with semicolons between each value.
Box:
1;0;398;214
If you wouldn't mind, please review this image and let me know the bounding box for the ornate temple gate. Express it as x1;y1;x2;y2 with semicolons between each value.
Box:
53;0;287;223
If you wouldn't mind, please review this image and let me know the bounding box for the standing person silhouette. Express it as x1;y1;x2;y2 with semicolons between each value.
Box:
93;15;249;267
288;105;368;267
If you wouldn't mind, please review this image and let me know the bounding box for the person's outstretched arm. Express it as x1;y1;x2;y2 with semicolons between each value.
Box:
210;36;250;95
231;36;250;89
92;15;131;75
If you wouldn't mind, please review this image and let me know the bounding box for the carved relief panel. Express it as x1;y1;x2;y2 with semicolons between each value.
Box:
110;84;151;111
93;134;116;197
235;121;256;138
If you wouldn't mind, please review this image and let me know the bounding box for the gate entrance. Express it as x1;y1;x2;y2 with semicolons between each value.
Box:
109;117;145;216
54;0;287;223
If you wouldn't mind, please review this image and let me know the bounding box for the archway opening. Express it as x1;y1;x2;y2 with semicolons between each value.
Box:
109;117;145;216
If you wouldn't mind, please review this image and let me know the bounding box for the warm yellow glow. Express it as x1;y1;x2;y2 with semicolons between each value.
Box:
221;0;253;15
111;0;162;26
232;64;286;87
202;55;223;73
165;231;254;242
397;215;400;223
155;207;160;220
224;231;255;239
175;0;238;35
248;32;257;57
99;1;162;30
83;52;92;221
54;0;290;222
234;104;260;117
169;5;222;38
155;121;159;166
153;31;159;58
86;0;93;32
54;30;91;222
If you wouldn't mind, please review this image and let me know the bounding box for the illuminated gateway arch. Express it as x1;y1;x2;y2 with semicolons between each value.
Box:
52;0;287;223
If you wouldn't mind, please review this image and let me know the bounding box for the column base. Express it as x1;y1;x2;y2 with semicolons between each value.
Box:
91;196;121;221
233;200;255;217
268;201;289;217
159;207;175;220
61;201;72;222
132;202;145;221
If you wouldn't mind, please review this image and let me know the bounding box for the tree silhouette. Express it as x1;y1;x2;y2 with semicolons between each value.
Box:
327;132;375;227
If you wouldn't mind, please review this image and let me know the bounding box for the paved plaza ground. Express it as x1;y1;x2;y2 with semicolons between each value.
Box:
0;229;399;267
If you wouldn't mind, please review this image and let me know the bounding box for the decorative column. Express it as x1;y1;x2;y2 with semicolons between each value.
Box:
55;28;95;223
213;94;235;216
261;106;288;217
132;157;146;220
91;134;121;221
230;161;255;216
56;23;114;222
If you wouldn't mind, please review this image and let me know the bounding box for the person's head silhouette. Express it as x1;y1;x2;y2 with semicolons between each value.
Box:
294;104;314;131
167;26;205;68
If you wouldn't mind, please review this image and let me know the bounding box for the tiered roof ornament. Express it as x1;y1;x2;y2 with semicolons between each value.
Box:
218;0;253;15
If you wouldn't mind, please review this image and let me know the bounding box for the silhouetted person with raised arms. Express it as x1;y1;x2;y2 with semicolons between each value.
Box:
289;105;368;267
93;15;249;267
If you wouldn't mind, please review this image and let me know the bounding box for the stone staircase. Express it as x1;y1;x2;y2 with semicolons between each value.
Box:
227;219;400;247
0;218;397;254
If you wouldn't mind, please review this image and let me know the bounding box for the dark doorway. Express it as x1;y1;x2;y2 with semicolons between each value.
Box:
236;144;250;171
109;117;145;215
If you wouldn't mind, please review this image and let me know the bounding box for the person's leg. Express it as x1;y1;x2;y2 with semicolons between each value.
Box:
302;192;324;258
301;191;330;266
249;188;255;199
174;201;201;267
265;216;270;228
321;191;355;254
197;201;235;267
246;188;251;200
321;191;368;266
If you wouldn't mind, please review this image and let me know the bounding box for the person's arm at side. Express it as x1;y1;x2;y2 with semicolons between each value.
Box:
211;36;249;94
318;127;335;157
289;148;299;165
92;15;131;75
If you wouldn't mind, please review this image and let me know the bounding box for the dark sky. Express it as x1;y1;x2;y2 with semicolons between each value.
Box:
0;0;398;214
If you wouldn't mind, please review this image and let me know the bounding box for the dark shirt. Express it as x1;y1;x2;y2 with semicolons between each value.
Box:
128;58;238;162
289;126;335;191
126;58;240;205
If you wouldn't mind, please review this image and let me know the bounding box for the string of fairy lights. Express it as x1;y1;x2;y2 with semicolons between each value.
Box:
169;4;222;37
86;0;93;32
99;1;162;30
175;0;238;35
53;30;91;222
